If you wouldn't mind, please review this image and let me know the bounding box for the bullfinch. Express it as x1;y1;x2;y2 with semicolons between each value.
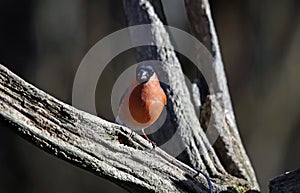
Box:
116;65;167;147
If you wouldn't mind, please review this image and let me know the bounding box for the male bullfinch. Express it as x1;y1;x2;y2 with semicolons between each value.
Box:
116;65;167;147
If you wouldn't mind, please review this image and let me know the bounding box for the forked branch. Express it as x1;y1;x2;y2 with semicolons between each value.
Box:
0;0;262;192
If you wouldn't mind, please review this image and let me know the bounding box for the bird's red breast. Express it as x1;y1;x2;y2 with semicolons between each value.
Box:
117;73;166;130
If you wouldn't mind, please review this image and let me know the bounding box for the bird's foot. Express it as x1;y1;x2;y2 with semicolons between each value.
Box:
148;140;156;148
141;130;156;148
129;130;135;138
143;135;156;148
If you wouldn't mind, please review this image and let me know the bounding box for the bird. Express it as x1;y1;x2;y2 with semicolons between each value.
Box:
116;64;167;147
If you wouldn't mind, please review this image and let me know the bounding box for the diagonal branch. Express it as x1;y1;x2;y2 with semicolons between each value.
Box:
184;0;259;189
0;64;219;193
0;0;260;192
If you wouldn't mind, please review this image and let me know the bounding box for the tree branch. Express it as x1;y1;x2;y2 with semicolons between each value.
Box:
122;0;222;173
184;0;259;189
123;0;258;191
0;0;261;192
0;64;217;193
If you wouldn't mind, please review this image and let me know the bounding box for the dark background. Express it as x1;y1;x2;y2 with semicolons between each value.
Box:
0;1;299;193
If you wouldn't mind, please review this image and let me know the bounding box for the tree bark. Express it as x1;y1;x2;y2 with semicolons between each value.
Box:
184;0;259;188
122;0;258;191
0;0;262;192
0;64;213;193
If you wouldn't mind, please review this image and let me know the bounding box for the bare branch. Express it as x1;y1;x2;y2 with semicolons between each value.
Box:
184;0;259;189
122;0;224;176
0;64;221;192
123;0;258;191
0;0;260;192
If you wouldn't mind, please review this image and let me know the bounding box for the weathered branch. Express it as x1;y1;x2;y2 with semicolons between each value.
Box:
184;0;259;189
122;0;223;174
0;0;261;192
0;64;218;193
123;0;258;192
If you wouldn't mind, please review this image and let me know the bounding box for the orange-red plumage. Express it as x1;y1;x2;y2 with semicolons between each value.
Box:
117;68;166;132
129;74;166;124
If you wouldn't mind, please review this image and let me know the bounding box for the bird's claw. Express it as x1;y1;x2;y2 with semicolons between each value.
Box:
129;130;135;138
149;140;156;148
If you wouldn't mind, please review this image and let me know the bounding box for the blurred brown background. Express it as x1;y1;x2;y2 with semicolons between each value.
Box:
0;1;299;193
